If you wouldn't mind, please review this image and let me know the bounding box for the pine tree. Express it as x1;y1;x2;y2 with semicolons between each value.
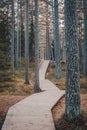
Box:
83;0;87;76
11;0;15;74
15;0;19;70
29;0;35;61
34;0;41;93
64;0;80;121
52;0;62;78
77;0;84;73
45;4;51;60
25;0;29;84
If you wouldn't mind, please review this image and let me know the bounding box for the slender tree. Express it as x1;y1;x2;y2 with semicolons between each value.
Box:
15;0;19;70
25;0;29;84
20;1;25;57
29;0;35;61
83;0;87;76
64;0;80;121
34;0;41;93
77;0;84;73
11;0;15;74
19;0;22;70
45;4;51;60
52;0;62;78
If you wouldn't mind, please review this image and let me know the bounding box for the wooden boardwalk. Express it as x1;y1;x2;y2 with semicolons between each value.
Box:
2;60;65;130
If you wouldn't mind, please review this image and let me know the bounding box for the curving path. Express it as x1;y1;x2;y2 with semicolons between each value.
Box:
1;60;65;130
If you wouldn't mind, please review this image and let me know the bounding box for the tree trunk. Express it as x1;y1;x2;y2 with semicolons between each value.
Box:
29;0;35;61
19;0;22;70
77;0;84;73
34;0;41;93
46;4;51;60
11;0;15;75
25;0;29;84
16;0;19;70
64;0;81;121
83;0;87;76
52;0;62;78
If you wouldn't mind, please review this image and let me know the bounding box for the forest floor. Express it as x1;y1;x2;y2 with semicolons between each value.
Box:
0;60;87;130
46;61;87;130
0;61;34;130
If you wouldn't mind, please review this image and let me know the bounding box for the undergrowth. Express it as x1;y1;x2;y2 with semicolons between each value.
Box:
55;113;87;130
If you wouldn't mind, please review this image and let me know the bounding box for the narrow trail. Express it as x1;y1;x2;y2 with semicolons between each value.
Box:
2;60;65;130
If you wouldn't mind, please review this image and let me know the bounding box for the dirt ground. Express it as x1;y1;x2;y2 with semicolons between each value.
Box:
52;94;87;122
52;94;87;130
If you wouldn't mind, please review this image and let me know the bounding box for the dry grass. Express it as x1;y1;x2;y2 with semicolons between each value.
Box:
46;61;87;93
0;73;33;96
0;61;34;96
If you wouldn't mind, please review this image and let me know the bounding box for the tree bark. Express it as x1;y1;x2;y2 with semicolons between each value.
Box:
64;0;81;121
34;0;41;93
11;0;15;75
25;0;29;84
83;0;87;76
19;0;22;70
77;0;83;73
52;0;62;78
16;0;19;70
45;4;51;60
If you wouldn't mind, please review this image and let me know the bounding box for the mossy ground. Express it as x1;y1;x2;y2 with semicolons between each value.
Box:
0;61;34;96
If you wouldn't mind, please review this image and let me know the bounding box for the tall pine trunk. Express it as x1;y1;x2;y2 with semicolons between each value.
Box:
45;4;51;60
34;0;41;93
25;0;29;84
52;0;62;78
64;0;80;121
83;0;87;76
11;0;15;74
19;0;22;70
16;0;19;70
77;0;83;73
